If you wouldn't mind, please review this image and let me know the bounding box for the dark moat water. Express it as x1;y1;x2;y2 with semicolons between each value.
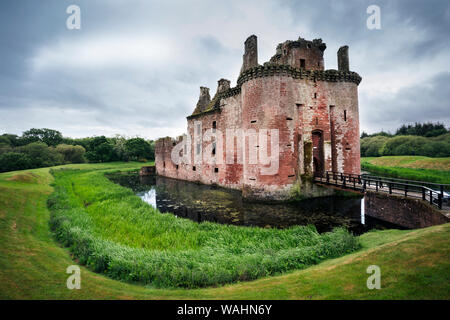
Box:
108;173;405;234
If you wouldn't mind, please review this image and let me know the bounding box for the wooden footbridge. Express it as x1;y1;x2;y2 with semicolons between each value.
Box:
314;171;449;211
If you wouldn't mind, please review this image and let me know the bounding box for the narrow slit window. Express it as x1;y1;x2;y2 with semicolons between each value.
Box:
314;93;317;99
212;142;216;155
214;167;219;173
344;110;347;121
192;166;196;171
286;117;293;121
251;120;257;123
212;121;217;129
176;165;179;170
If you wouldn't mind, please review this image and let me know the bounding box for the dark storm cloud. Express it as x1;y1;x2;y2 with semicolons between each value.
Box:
0;0;449;138
361;72;450;133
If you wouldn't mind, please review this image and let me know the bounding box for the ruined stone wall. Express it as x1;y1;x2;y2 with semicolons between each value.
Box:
155;136;179;177
270;38;326;71
157;92;244;190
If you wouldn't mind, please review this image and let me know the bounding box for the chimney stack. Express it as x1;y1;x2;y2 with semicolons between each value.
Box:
337;45;349;72
241;35;258;73
193;86;211;114
216;78;231;94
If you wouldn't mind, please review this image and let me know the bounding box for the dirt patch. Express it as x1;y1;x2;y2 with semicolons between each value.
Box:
6;173;39;183
403;159;450;171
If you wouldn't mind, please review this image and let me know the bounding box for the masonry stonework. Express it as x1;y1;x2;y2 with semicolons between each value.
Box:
155;35;362;200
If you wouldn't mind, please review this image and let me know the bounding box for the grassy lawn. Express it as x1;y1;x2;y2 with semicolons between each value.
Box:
361;156;450;184
0;162;449;299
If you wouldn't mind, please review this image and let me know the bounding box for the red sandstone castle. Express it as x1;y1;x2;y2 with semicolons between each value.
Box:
155;35;362;200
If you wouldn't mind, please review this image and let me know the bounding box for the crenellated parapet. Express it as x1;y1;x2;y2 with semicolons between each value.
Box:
237;65;362;86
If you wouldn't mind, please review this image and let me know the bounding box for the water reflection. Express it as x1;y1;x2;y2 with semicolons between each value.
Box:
108;173;402;234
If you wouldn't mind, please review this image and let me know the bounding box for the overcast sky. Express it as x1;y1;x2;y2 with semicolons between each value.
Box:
1;0;449;139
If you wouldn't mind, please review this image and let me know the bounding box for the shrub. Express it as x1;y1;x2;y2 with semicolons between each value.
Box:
16;142;64;168
55;144;86;164
0;152;33;172
125;138;152;161
360;136;389;157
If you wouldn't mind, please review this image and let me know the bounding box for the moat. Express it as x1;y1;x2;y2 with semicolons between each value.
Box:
108;172;404;234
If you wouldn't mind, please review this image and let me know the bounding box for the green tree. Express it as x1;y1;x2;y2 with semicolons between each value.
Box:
360;136;389;157
112;136;130;161
125;138;151;160
22;128;63;147
55;144;86;164
0;152;32;172
85;136;115;162
17;142;64;167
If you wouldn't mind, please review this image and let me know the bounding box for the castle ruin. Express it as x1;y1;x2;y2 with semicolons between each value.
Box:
155;35;362;200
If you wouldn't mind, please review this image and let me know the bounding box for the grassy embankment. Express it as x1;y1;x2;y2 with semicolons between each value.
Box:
361;156;450;184
48;167;358;288
0;162;449;299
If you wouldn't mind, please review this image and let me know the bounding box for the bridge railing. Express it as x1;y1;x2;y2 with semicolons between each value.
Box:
314;171;447;210
361;174;449;193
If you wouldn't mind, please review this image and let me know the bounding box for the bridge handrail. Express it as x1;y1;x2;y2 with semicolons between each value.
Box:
325;171;448;191
361;173;449;188
319;171;446;210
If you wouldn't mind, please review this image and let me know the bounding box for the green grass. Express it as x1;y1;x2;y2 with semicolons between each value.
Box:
361;156;450;184
48;167;359;288
0;162;449;299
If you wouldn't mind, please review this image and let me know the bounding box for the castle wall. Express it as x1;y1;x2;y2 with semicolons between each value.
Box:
241;76;297;199
156;93;244;190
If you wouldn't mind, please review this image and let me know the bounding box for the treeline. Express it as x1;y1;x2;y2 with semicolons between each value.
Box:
0;128;155;172
360;122;450;157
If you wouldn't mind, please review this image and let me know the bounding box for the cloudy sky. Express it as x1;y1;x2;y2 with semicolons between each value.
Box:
1;0;449;139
